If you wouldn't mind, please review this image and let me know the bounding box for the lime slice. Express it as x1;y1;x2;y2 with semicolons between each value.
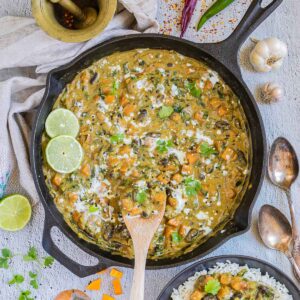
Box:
46;135;83;174
45;108;79;138
0;194;32;231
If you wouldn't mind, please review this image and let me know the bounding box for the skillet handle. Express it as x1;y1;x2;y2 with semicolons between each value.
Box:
42;213;108;278
223;0;283;51
200;0;283;77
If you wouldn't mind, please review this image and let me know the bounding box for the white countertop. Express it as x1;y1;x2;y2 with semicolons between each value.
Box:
0;1;300;299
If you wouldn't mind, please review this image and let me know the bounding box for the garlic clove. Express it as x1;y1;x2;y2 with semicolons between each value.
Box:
261;82;284;103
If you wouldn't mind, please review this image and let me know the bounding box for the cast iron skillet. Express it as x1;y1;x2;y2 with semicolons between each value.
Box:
157;255;300;299
31;0;282;277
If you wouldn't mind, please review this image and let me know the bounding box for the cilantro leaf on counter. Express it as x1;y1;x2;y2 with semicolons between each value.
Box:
200;142;218;157
23;247;38;262
2;248;12;258
205;279;221;295
43;256;54;268
0;248;13;269
8;274;24;285
19;290;34;300
29;271;38;289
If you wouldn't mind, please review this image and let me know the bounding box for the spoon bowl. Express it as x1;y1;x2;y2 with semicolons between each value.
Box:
258;204;292;253
258;204;300;281
268;137;299;190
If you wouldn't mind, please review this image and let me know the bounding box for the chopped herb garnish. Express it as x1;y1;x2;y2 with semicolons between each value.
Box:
156;139;173;154
89;205;99;213
112;81;119;94
200;142;218;157
171;232;182;243
173;105;183;113
203;111;209;119
237;268;248;277
204;279;221;295
158;105;174;118
136;190;147;204
184;177;201;197
185;81;202;98
110;133;124;144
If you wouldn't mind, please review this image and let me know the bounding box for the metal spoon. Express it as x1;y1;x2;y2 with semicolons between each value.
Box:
258;204;300;281
268;137;300;270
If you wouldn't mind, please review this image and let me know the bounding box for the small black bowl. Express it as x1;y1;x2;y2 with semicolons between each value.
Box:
157;255;300;299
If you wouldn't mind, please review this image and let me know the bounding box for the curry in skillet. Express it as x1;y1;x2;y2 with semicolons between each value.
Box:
42;49;251;259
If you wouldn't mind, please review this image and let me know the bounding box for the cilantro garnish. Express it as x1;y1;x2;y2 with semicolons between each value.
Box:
136;190;147;204
185;81;202;98
204;279;221;295
88;205;99;213
200;142;218;157
112;81;119;94
158;106;174;118
110;133;124;144
171;232;182;243
156;139;173;154
184;177;201;197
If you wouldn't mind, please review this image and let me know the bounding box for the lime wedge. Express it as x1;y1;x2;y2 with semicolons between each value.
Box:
45;108;79;138
46;135;83;174
0;194;32;231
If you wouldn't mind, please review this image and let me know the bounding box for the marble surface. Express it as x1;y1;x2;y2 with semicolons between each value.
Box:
0;0;300;299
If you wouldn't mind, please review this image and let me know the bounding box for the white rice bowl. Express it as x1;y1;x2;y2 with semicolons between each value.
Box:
171;261;292;300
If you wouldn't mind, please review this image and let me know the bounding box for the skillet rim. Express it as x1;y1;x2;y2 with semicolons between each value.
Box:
30;33;266;271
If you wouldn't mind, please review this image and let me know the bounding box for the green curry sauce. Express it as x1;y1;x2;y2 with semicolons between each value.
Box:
42;49;251;259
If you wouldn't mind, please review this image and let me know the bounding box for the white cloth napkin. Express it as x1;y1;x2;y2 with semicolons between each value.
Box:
0;0;159;203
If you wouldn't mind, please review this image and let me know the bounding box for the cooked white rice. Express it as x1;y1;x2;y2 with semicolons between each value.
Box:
171;261;293;300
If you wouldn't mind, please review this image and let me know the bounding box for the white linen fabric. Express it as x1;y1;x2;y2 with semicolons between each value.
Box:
0;0;159;203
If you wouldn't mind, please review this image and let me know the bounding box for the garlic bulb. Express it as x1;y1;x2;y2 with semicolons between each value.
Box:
261;82;283;103
250;37;288;72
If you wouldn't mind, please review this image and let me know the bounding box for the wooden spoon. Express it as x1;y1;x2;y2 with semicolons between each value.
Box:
123;202;166;300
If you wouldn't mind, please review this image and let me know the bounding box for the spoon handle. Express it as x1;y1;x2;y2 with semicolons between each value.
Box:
286;189;299;238
129;239;149;300
288;254;300;282
286;190;300;277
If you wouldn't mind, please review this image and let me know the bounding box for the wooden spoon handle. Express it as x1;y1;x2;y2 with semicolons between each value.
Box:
130;240;150;300
50;0;85;20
